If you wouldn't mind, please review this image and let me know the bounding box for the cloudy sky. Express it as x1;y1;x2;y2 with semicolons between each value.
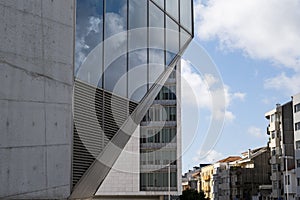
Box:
181;0;300;172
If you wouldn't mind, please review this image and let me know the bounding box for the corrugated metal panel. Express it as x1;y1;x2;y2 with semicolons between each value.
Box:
73;80;138;187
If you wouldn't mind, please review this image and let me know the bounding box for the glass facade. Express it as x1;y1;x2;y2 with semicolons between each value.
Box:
75;0;193;102
74;0;193;194
140;67;178;191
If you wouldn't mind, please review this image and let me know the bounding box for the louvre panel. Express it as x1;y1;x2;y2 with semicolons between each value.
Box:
72;80;138;188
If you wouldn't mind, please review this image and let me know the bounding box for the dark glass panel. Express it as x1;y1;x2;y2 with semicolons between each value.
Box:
105;0;127;39
75;0;103;87
104;0;127;97
128;50;148;102
104;54;127;97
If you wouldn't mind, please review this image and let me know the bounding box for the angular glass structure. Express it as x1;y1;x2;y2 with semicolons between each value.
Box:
72;0;193;199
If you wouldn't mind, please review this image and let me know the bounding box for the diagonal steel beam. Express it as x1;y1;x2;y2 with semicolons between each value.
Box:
69;56;180;199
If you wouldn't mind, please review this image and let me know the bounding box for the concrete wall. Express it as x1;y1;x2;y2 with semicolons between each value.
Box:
0;0;74;198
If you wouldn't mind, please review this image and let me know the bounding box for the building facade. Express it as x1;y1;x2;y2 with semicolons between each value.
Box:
0;0;193;199
266;102;296;200
293;93;300;199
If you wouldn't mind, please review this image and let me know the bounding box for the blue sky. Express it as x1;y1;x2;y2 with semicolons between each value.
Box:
181;0;300;172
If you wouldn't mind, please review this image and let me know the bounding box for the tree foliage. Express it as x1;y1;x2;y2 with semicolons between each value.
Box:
179;189;208;200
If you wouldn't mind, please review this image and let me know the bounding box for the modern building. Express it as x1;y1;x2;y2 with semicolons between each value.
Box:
0;0;194;199
266;102;296;200
292;93;300;199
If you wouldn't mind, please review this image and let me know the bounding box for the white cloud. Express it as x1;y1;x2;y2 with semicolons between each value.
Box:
195;0;300;70
248;126;264;138
193;149;224;164
181;59;245;122
264;73;300;95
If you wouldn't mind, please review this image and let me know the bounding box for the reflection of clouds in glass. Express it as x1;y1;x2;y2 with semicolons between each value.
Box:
105;13;126;38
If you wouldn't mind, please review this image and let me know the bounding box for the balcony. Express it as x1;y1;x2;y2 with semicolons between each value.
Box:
203;185;210;192
203;175;210;181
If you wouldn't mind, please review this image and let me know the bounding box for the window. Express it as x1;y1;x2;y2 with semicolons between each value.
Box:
295;103;300;113
272;164;278;172
297;159;300;168
286;175;290;185
271;148;276;156
271;131;275;139
296;141;300;149
297;178;300;186
273;181;278;189
296;122;300;131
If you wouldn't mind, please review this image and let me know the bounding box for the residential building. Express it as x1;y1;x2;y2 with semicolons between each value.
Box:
182;166;201;191
201;164;214;199
0;0;193;199
266;102;296;200
212;156;242;200
293;93;300;199
229;147;271;200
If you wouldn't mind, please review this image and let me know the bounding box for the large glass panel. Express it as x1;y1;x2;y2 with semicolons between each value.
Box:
104;55;127;97
180;27;192;50
104;0;127;96
180;0;192;33
166;16;179;66
105;0;127;39
166;0;178;22
149;2;165;88
152;0;164;10
75;0;103;87
128;0;148;102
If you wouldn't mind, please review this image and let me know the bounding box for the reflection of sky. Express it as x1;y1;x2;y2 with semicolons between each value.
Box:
75;0;103;73
75;0;193;101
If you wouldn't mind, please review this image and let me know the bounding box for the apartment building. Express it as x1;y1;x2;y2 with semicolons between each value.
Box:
266;102;295;200
201;164;214;199
293;93;300;199
212;157;242;200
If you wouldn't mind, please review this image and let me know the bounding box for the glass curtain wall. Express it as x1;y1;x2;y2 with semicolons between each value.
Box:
75;0;192;102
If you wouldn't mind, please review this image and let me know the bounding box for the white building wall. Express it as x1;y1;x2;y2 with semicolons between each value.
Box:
96;126;140;195
293;93;300;198
0;0;74;199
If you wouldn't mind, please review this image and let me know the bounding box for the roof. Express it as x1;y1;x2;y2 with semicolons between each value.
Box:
241;146;267;157
217;156;242;163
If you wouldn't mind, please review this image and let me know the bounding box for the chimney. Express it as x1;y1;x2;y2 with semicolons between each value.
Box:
248;149;251;158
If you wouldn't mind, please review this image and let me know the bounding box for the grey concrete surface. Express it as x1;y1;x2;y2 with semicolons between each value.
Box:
0;0;74;198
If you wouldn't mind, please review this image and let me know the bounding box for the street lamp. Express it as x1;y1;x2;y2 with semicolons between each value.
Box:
279;155;293;200
168;164;170;200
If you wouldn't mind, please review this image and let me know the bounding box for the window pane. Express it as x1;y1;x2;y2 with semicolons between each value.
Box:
166;17;179;66
105;0;127;39
152;0;164;10
295;104;300;113
180;27;192;50
128;49;147;102
180;0;192;33
166;0;178;21
149;2;165;87
75;0;103;87
104;0;127;96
